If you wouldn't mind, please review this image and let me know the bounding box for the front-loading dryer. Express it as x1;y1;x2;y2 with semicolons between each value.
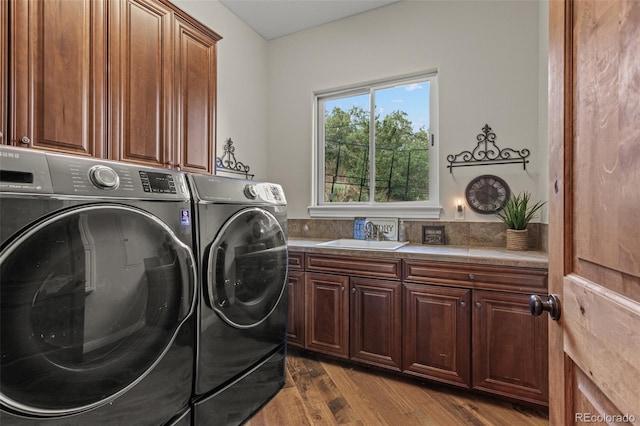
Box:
0;146;196;425
187;174;288;426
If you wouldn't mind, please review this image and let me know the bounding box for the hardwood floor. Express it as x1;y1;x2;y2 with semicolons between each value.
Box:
245;348;549;426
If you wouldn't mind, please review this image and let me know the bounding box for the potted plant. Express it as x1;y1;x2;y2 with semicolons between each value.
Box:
495;191;546;250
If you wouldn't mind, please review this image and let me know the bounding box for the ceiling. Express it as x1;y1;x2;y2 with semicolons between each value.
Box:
219;0;401;40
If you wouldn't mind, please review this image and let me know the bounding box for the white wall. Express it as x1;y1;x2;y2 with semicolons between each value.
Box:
266;1;546;220
170;0;270;180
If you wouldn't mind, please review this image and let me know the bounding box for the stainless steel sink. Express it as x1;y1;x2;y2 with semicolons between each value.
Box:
315;239;409;251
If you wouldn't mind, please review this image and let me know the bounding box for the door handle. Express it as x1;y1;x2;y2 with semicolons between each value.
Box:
529;294;561;321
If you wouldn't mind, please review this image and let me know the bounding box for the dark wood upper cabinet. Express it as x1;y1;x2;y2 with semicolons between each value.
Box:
7;0;220;172
109;0;221;171
173;15;220;173
1;0;7;145
10;0;107;156
109;0;173;167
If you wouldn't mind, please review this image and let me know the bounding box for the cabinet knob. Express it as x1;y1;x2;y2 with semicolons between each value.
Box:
475;302;482;309
341;286;345;292
351;287;356;293
529;294;561;321
0;131;3;141
165;161;174;167
468;273;475;280
20;136;31;146
460;301;466;308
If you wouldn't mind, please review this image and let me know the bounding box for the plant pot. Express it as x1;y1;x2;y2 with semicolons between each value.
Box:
506;228;529;251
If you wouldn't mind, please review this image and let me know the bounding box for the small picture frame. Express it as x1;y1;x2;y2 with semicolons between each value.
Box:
422;225;445;245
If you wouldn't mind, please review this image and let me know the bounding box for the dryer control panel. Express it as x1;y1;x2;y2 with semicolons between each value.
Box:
189;174;286;206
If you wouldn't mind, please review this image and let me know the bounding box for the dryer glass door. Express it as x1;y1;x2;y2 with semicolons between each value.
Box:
207;207;287;328
0;205;195;416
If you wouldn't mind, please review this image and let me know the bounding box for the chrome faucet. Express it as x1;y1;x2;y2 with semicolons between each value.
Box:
363;220;383;241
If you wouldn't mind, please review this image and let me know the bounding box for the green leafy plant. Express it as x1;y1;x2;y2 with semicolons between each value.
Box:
495;192;546;230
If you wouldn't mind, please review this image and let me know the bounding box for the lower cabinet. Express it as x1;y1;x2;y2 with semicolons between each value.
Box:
287;251;549;406
402;283;471;388
350;277;402;371
303;272;402;368
304;272;350;358
286;270;305;348
472;290;549;405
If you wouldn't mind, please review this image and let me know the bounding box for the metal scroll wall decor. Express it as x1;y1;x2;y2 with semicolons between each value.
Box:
446;124;530;173
215;138;254;179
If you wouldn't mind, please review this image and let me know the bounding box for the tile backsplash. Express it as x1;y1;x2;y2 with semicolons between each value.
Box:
288;219;548;252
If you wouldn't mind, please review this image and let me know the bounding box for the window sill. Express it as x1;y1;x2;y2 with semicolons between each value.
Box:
308;204;442;219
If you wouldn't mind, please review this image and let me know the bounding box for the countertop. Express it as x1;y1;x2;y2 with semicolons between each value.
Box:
288;238;548;269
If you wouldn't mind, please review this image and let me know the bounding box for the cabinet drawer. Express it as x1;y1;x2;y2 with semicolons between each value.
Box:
306;254;401;280
288;251;305;270
403;260;547;293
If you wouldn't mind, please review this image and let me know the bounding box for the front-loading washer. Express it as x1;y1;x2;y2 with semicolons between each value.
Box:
187;174;288;426
0;146;196;425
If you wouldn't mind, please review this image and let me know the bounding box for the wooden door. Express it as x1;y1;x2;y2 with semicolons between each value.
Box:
548;0;640;424
402;283;471;389
173;15;220;174
350;277;402;371
9;0;107;156
109;0;173;167
305;272;349;358
472;290;548;405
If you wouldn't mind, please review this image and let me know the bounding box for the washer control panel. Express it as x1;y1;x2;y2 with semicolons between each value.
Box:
43;151;188;199
139;171;177;194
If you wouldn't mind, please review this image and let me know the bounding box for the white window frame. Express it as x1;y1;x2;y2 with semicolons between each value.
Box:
309;71;441;219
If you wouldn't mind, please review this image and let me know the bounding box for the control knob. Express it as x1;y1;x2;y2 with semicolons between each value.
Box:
89;165;120;190
244;184;258;199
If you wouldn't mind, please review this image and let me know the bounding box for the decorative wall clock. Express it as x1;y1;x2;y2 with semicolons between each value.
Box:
465;175;511;214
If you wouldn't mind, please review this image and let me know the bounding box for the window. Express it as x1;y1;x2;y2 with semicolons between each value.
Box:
310;72;440;219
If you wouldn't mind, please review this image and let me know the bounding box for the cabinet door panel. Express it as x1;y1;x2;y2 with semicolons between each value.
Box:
350;277;402;371
472;290;548;405
286;271;305;348
110;0;172;167
1;0;7;145
174;16;218;173
305;272;349;358
10;0;106;156
403;283;471;388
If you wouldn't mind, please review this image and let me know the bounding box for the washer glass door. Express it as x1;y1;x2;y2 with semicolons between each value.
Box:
0;205;195;416
207;207;287;328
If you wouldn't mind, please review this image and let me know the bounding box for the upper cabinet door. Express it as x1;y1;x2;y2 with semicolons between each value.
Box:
173;16;220;174
9;0;107;156
109;0;173;168
1;0;7;145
